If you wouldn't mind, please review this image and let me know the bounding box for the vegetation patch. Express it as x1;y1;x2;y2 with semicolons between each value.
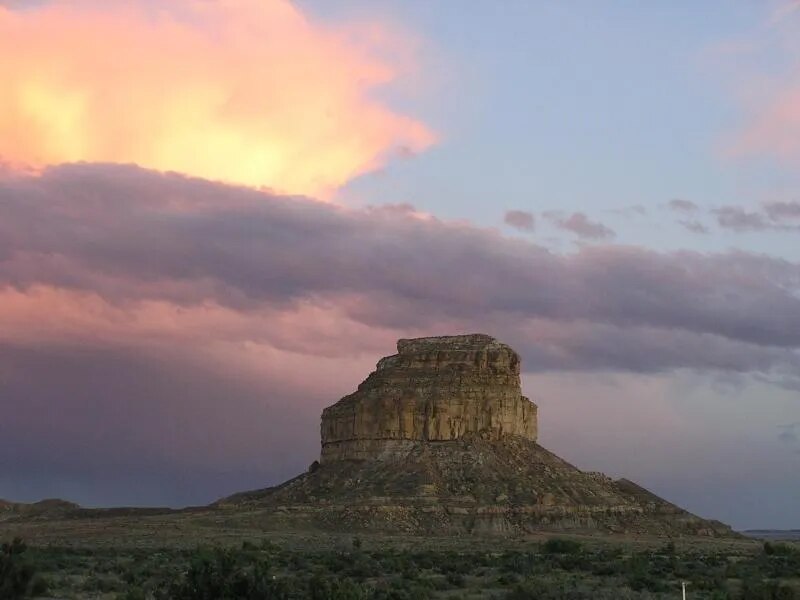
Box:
3;536;799;599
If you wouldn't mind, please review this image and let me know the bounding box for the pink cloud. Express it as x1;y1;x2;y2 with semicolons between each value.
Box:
725;2;800;167
735;86;800;162
0;0;435;198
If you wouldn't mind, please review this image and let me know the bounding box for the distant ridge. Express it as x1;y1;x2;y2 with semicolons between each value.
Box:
0;498;79;519
0;498;196;523
743;530;800;541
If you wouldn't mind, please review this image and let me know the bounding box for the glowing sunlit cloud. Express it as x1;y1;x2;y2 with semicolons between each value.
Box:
770;0;800;25
734;86;800;163
724;2;800;166
0;0;434;197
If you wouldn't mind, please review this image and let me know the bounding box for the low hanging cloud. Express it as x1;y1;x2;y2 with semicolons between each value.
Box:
545;212;616;240
503;210;535;232
2;164;800;506
0;0;434;198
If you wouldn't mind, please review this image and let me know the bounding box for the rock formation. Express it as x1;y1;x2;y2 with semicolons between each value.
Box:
321;334;537;462
222;334;734;537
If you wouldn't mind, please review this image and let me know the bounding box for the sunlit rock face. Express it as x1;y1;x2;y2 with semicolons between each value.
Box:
320;334;538;463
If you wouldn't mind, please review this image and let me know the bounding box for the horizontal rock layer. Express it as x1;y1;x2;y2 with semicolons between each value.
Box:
320;334;537;462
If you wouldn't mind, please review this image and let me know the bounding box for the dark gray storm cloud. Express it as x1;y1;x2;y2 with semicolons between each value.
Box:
0;343;322;506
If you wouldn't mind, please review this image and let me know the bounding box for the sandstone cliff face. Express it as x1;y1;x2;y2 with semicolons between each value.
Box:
320;334;537;463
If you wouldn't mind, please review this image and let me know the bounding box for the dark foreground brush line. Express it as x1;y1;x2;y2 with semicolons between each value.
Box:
3;535;799;599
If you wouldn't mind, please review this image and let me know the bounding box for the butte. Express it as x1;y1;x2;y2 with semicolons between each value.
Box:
221;334;733;536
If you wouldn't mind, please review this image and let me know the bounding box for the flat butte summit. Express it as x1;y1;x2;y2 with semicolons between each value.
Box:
221;334;734;537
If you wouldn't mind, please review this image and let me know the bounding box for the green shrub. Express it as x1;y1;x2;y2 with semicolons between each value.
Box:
118;587;147;600
28;574;50;597
740;577;799;599
541;538;582;555
161;547;289;600
445;571;466;587
0;538;35;600
765;542;798;557
308;574;369;600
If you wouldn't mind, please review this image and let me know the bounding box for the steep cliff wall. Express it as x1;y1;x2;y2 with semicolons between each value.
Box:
320;334;537;462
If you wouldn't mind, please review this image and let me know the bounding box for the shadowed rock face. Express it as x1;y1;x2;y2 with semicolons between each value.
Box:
320;334;538;463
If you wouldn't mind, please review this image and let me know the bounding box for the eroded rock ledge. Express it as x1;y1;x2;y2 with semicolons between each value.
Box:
320;334;538;463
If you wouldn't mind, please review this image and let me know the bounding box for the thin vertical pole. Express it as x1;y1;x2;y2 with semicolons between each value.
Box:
682;581;687;600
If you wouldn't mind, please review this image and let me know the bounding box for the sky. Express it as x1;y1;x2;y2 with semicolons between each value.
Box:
0;0;799;530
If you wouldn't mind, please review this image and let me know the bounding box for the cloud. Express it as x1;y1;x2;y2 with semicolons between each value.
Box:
606;205;647;217
0;1;44;7
713;206;770;232
3;163;800;365
3;164;800;506
734;87;800;167
0;0;434;198
778;423;799;444
725;2;800;171
667;199;699;212
764;200;800;221
546;212;615;240
712;202;800;232
678;220;709;234
770;1;800;25
504;210;535;232
0;341;364;506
